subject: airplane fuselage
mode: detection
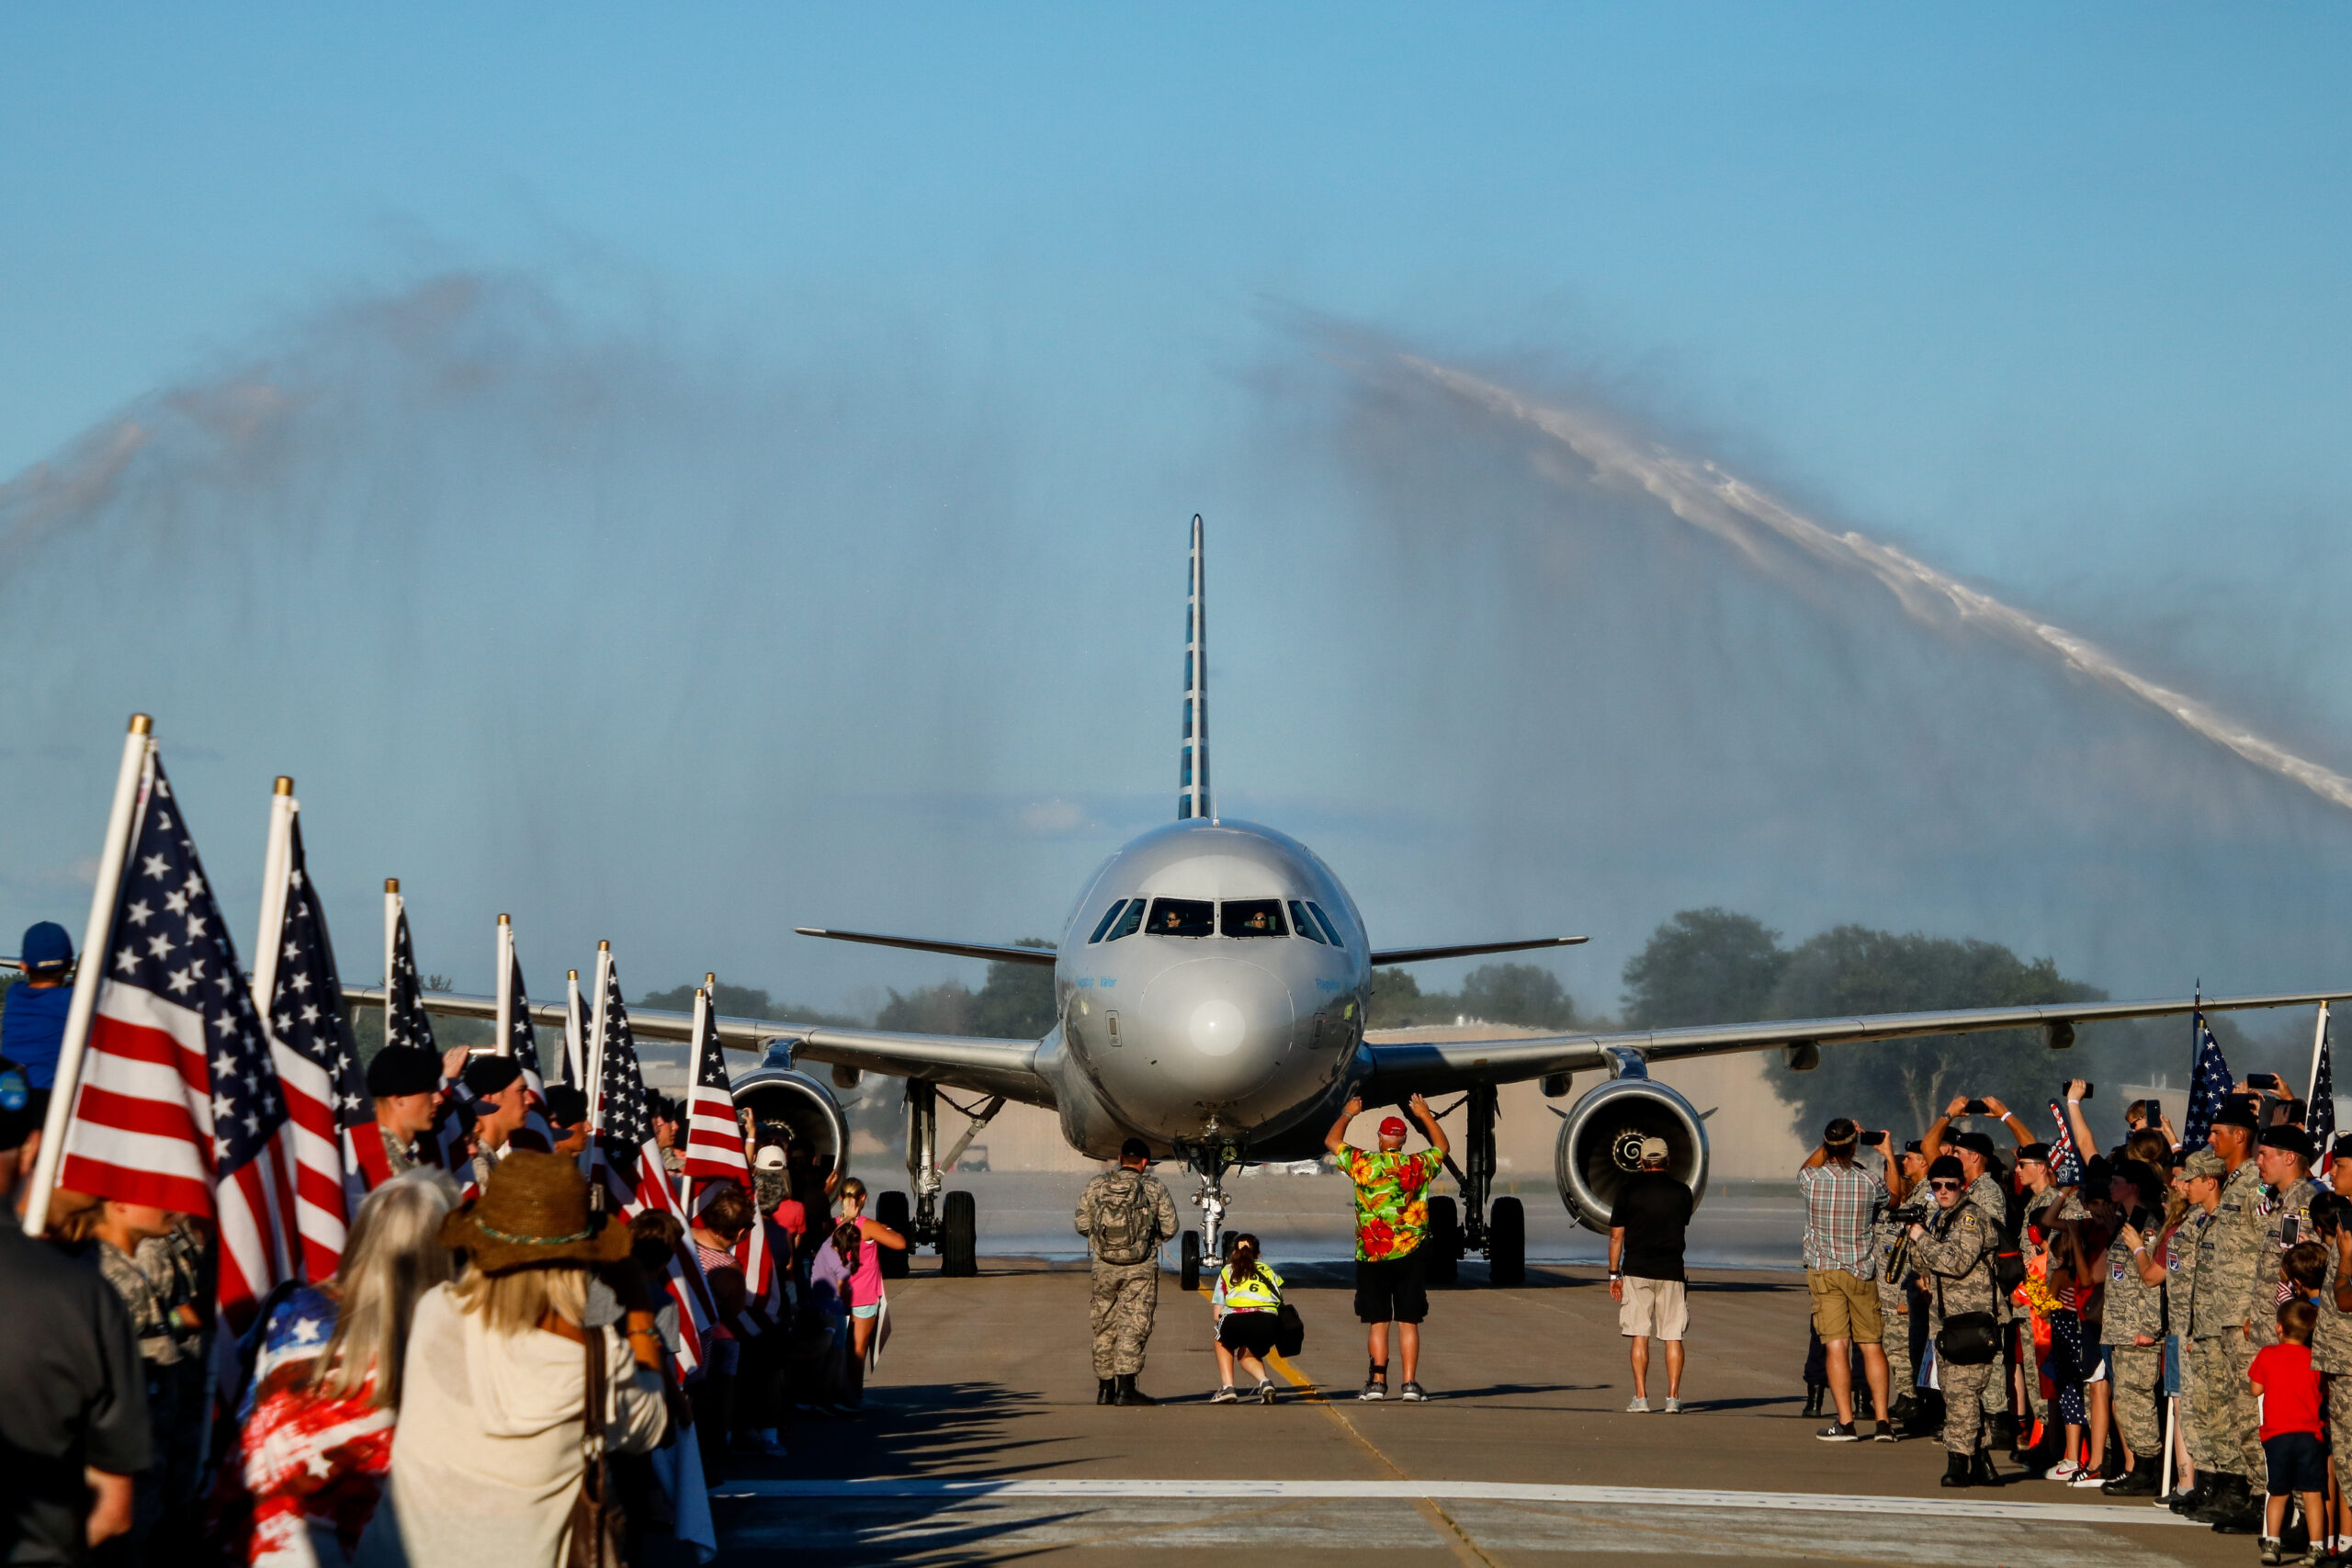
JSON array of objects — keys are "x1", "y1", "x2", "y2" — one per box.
[{"x1": 1035, "y1": 818, "x2": 1372, "y2": 1161}]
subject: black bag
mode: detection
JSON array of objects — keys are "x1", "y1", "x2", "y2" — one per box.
[
  {"x1": 1274, "y1": 1303, "x2": 1306, "y2": 1359},
  {"x1": 1936, "y1": 1311, "x2": 2000, "y2": 1367},
  {"x1": 567, "y1": 1325, "x2": 628, "y2": 1568},
  {"x1": 1992, "y1": 1244, "x2": 2027, "y2": 1295}
]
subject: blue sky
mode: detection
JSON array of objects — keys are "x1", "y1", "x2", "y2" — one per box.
[{"x1": 3, "y1": 7, "x2": 2348, "y2": 1018}]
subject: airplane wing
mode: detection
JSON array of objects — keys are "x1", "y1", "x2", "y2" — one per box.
[
  {"x1": 341, "y1": 985, "x2": 1057, "y2": 1108},
  {"x1": 1369, "y1": 935, "x2": 1588, "y2": 965},
  {"x1": 793, "y1": 928, "x2": 1058, "y2": 966},
  {"x1": 1353, "y1": 987, "x2": 2352, "y2": 1099}
]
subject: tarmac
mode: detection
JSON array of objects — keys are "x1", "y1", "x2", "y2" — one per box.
[{"x1": 707, "y1": 1250, "x2": 2252, "y2": 1568}]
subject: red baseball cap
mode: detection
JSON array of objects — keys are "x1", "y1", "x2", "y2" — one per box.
[{"x1": 1378, "y1": 1115, "x2": 1408, "y2": 1138}]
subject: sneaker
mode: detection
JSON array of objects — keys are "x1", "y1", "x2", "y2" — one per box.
[
  {"x1": 1625, "y1": 1396, "x2": 1651, "y2": 1414},
  {"x1": 1359, "y1": 1379, "x2": 1387, "y2": 1402},
  {"x1": 2102, "y1": 1469, "x2": 2158, "y2": 1497},
  {"x1": 1662, "y1": 1398, "x2": 1684, "y2": 1414},
  {"x1": 2049, "y1": 1460, "x2": 2083, "y2": 1483},
  {"x1": 2069, "y1": 1470, "x2": 2107, "y2": 1489},
  {"x1": 1257, "y1": 1382, "x2": 1278, "y2": 1404},
  {"x1": 1211, "y1": 1385, "x2": 1238, "y2": 1404},
  {"x1": 1399, "y1": 1382, "x2": 1428, "y2": 1403},
  {"x1": 1872, "y1": 1421, "x2": 1894, "y2": 1442},
  {"x1": 1815, "y1": 1421, "x2": 1860, "y2": 1442},
  {"x1": 2260, "y1": 1538, "x2": 2284, "y2": 1566}
]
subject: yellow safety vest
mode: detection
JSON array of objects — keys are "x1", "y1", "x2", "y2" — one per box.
[{"x1": 1219, "y1": 1262, "x2": 1283, "y2": 1313}]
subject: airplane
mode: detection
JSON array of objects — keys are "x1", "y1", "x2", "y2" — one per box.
[{"x1": 357, "y1": 515, "x2": 2352, "y2": 1289}]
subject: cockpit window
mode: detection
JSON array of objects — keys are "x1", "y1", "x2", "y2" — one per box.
[
  {"x1": 1305, "y1": 901, "x2": 1345, "y2": 947},
  {"x1": 1288, "y1": 900, "x2": 1325, "y2": 943},
  {"x1": 1108, "y1": 899, "x2": 1147, "y2": 941},
  {"x1": 1146, "y1": 897, "x2": 1216, "y2": 938},
  {"x1": 1087, "y1": 900, "x2": 1129, "y2": 944},
  {"x1": 1221, "y1": 899, "x2": 1287, "y2": 938}
]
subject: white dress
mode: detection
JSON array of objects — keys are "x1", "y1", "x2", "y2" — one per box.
[{"x1": 353, "y1": 1283, "x2": 667, "y2": 1568}]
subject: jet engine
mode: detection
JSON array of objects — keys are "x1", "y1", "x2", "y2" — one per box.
[
  {"x1": 729, "y1": 1061, "x2": 852, "y2": 1176},
  {"x1": 1554, "y1": 1077, "x2": 1710, "y2": 1234}
]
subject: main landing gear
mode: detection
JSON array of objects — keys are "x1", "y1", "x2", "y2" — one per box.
[
  {"x1": 1419, "y1": 1084, "x2": 1525, "y2": 1288},
  {"x1": 877, "y1": 1078, "x2": 1003, "y2": 1279},
  {"x1": 1176, "y1": 1137, "x2": 1237, "y2": 1292}
]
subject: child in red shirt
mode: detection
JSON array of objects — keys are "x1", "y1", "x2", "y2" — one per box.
[{"x1": 2250, "y1": 1298, "x2": 2326, "y2": 1562}]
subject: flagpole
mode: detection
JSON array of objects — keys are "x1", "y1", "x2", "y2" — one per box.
[
  {"x1": 683, "y1": 984, "x2": 710, "y2": 1213},
  {"x1": 251, "y1": 779, "x2": 296, "y2": 1020},
  {"x1": 586, "y1": 942, "x2": 612, "y2": 1136},
  {"x1": 383, "y1": 879, "x2": 401, "y2": 1050},
  {"x1": 23, "y1": 715, "x2": 153, "y2": 1238},
  {"x1": 564, "y1": 968, "x2": 585, "y2": 1087},
  {"x1": 494, "y1": 915, "x2": 514, "y2": 1059}
]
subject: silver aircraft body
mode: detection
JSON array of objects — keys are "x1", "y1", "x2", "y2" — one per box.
[{"x1": 368, "y1": 514, "x2": 2352, "y2": 1276}]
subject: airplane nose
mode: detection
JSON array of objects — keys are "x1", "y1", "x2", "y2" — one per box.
[{"x1": 1137, "y1": 957, "x2": 1295, "y2": 1103}]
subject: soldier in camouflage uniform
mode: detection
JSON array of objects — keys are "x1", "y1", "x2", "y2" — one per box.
[
  {"x1": 2099, "y1": 1158, "x2": 2174, "y2": 1495},
  {"x1": 90, "y1": 1198, "x2": 186, "y2": 1553},
  {"x1": 1908, "y1": 1154, "x2": 2001, "y2": 1486},
  {"x1": 2167, "y1": 1152, "x2": 2223, "y2": 1510},
  {"x1": 366, "y1": 1044, "x2": 443, "y2": 1179},
  {"x1": 2187, "y1": 1103, "x2": 2268, "y2": 1529},
  {"x1": 1075, "y1": 1137, "x2": 1179, "y2": 1406},
  {"x1": 2249, "y1": 1126, "x2": 2320, "y2": 1349},
  {"x1": 1944, "y1": 1131, "x2": 2018, "y2": 1438},
  {"x1": 1872, "y1": 1142, "x2": 1927, "y2": 1423}
]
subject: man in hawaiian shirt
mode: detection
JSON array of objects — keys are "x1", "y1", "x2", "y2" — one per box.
[{"x1": 1326, "y1": 1091, "x2": 1451, "y2": 1402}]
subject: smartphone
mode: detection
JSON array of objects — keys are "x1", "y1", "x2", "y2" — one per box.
[
  {"x1": 2283, "y1": 1216, "x2": 2301, "y2": 1247},
  {"x1": 1962, "y1": 1099, "x2": 1991, "y2": 1115},
  {"x1": 2074, "y1": 1082, "x2": 2094, "y2": 1101},
  {"x1": 1860, "y1": 1130, "x2": 1886, "y2": 1145},
  {"x1": 2130, "y1": 1099, "x2": 2163, "y2": 1127},
  {"x1": 2247, "y1": 1073, "x2": 2284, "y2": 1092}
]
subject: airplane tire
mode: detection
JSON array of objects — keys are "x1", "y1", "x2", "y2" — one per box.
[
  {"x1": 1426, "y1": 1196, "x2": 1461, "y2": 1287},
  {"x1": 876, "y1": 1190, "x2": 912, "y2": 1279},
  {"x1": 1181, "y1": 1230, "x2": 1202, "y2": 1292},
  {"x1": 940, "y1": 1190, "x2": 978, "y2": 1278},
  {"x1": 1487, "y1": 1196, "x2": 1525, "y2": 1287}
]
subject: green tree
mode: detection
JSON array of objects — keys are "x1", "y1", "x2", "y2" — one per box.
[
  {"x1": 1457, "y1": 964, "x2": 1577, "y2": 1029},
  {"x1": 1368, "y1": 967, "x2": 1426, "y2": 1028},
  {"x1": 972, "y1": 939, "x2": 1057, "y2": 1039},
  {"x1": 638, "y1": 981, "x2": 862, "y2": 1027},
  {"x1": 876, "y1": 979, "x2": 976, "y2": 1035},
  {"x1": 1622, "y1": 908, "x2": 1788, "y2": 1027}
]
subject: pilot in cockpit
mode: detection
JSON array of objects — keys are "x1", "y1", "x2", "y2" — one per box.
[
  {"x1": 1159, "y1": 906, "x2": 1187, "y2": 932},
  {"x1": 1238, "y1": 907, "x2": 1274, "y2": 934}
]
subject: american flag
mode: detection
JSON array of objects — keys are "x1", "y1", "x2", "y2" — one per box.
[
  {"x1": 384, "y1": 903, "x2": 435, "y2": 1053},
  {"x1": 2312, "y1": 1010, "x2": 2337, "y2": 1155},
  {"x1": 261, "y1": 812, "x2": 372, "y2": 1275},
  {"x1": 58, "y1": 756, "x2": 300, "y2": 1332},
  {"x1": 2046, "y1": 1099, "x2": 2083, "y2": 1189},
  {"x1": 503, "y1": 945, "x2": 554, "y2": 1156},
  {"x1": 589, "y1": 958, "x2": 715, "y2": 1376},
  {"x1": 682, "y1": 992, "x2": 749, "y2": 1187},
  {"x1": 2181, "y1": 1008, "x2": 2234, "y2": 1153}
]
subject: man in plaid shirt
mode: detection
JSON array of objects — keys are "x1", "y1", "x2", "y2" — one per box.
[{"x1": 1800, "y1": 1117, "x2": 1896, "y2": 1441}]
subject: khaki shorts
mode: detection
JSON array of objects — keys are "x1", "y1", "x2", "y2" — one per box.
[
  {"x1": 1618, "y1": 1276, "x2": 1689, "y2": 1341},
  {"x1": 1807, "y1": 1268, "x2": 1883, "y2": 1345}
]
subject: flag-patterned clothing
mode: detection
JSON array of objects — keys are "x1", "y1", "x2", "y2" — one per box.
[
  {"x1": 265, "y1": 817, "x2": 368, "y2": 1278},
  {"x1": 2047, "y1": 1099, "x2": 2084, "y2": 1189},
  {"x1": 60, "y1": 757, "x2": 300, "y2": 1333},
  {"x1": 2181, "y1": 1009, "x2": 2233, "y2": 1154},
  {"x1": 229, "y1": 1284, "x2": 393, "y2": 1568}
]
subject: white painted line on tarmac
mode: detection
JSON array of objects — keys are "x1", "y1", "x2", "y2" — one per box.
[{"x1": 709, "y1": 1476, "x2": 2194, "y2": 1527}]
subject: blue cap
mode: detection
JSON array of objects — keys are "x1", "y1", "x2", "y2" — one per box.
[{"x1": 19, "y1": 921, "x2": 72, "y2": 976}]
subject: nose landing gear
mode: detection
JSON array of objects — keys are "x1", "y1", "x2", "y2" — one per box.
[
  {"x1": 1176, "y1": 1137, "x2": 1238, "y2": 1292},
  {"x1": 879, "y1": 1079, "x2": 1002, "y2": 1279}
]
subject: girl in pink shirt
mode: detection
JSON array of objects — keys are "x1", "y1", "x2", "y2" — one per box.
[{"x1": 834, "y1": 1179, "x2": 908, "y2": 1409}]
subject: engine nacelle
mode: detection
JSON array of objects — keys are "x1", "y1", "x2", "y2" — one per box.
[
  {"x1": 1554, "y1": 1077, "x2": 1711, "y2": 1234},
  {"x1": 730, "y1": 1060, "x2": 853, "y2": 1178}
]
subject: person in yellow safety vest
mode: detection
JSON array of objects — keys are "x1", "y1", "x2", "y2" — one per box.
[{"x1": 1211, "y1": 1235, "x2": 1285, "y2": 1404}]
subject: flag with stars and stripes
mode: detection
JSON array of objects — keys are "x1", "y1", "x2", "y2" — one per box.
[
  {"x1": 590, "y1": 958, "x2": 715, "y2": 1376},
  {"x1": 261, "y1": 812, "x2": 371, "y2": 1275},
  {"x1": 58, "y1": 755, "x2": 301, "y2": 1332},
  {"x1": 683, "y1": 995, "x2": 749, "y2": 1188},
  {"x1": 2181, "y1": 1009, "x2": 2234, "y2": 1154},
  {"x1": 2311, "y1": 1011, "x2": 2337, "y2": 1156},
  {"x1": 2046, "y1": 1099, "x2": 2084, "y2": 1189},
  {"x1": 503, "y1": 947, "x2": 554, "y2": 1156},
  {"x1": 385, "y1": 906, "x2": 435, "y2": 1055}
]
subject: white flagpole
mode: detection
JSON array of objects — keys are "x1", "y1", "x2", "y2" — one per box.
[
  {"x1": 563, "y1": 968, "x2": 585, "y2": 1088},
  {"x1": 683, "y1": 985, "x2": 710, "y2": 1213},
  {"x1": 24, "y1": 716, "x2": 153, "y2": 1238},
  {"x1": 585, "y1": 942, "x2": 612, "y2": 1136},
  {"x1": 383, "y1": 879, "x2": 401, "y2": 1050},
  {"x1": 494, "y1": 915, "x2": 514, "y2": 1058},
  {"x1": 2309, "y1": 1000, "x2": 2332, "y2": 1115},
  {"x1": 250, "y1": 778, "x2": 296, "y2": 1021}
]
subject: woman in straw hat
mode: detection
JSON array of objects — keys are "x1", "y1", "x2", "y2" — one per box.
[{"x1": 353, "y1": 1152, "x2": 668, "y2": 1568}]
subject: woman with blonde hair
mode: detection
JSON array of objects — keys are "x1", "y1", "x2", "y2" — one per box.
[
  {"x1": 355, "y1": 1152, "x2": 667, "y2": 1568},
  {"x1": 227, "y1": 1170, "x2": 458, "y2": 1566},
  {"x1": 834, "y1": 1177, "x2": 907, "y2": 1409}
]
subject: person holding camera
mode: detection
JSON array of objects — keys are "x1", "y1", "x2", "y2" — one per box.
[
  {"x1": 1908, "y1": 1154, "x2": 2002, "y2": 1485},
  {"x1": 1798, "y1": 1118, "x2": 1894, "y2": 1441},
  {"x1": 1871, "y1": 1139, "x2": 1928, "y2": 1429}
]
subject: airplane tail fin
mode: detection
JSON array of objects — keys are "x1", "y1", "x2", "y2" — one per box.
[{"x1": 1180, "y1": 513, "x2": 1212, "y2": 822}]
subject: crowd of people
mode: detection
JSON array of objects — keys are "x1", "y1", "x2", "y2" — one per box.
[
  {"x1": 0, "y1": 1021, "x2": 897, "y2": 1568},
  {"x1": 1793, "y1": 1077, "x2": 2352, "y2": 1564}
]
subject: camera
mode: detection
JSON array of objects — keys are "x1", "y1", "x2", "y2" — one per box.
[
  {"x1": 1860, "y1": 1130, "x2": 1886, "y2": 1146},
  {"x1": 1888, "y1": 1201, "x2": 1929, "y2": 1226}
]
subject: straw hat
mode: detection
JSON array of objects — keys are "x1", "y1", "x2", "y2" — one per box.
[{"x1": 438, "y1": 1150, "x2": 632, "y2": 1274}]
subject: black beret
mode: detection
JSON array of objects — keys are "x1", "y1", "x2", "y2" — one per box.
[
  {"x1": 2016, "y1": 1143, "x2": 2052, "y2": 1164},
  {"x1": 1927, "y1": 1155, "x2": 1965, "y2": 1182},
  {"x1": 543, "y1": 1084, "x2": 588, "y2": 1126},
  {"x1": 366, "y1": 1047, "x2": 442, "y2": 1098},
  {"x1": 2260, "y1": 1124, "x2": 2316, "y2": 1162},
  {"x1": 2212, "y1": 1100, "x2": 2261, "y2": 1132},
  {"x1": 2331, "y1": 1134, "x2": 2352, "y2": 1163},
  {"x1": 461, "y1": 1055, "x2": 524, "y2": 1097},
  {"x1": 1955, "y1": 1131, "x2": 1999, "y2": 1160}
]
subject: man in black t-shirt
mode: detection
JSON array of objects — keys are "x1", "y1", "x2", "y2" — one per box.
[
  {"x1": 0, "y1": 1055, "x2": 151, "y2": 1564},
  {"x1": 1609, "y1": 1136, "x2": 1695, "y2": 1413}
]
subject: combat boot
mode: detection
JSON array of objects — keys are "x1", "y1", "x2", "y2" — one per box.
[
  {"x1": 1114, "y1": 1374, "x2": 1158, "y2": 1406},
  {"x1": 2189, "y1": 1473, "x2": 2250, "y2": 1525},
  {"x1": 1939, "y1": 1452, "x2": 1973, "y2": 1489},
  {"x1": 1889, "y1": 1393, "x2": 1919, "y2": 1432},
  {"x1": 1972, "y1": 1451, "x2": 1999, "y2": 1488},
  {"x1": 1096, "y1": 1378, "x2": 1115, "y2": 1405},
  {"x1": 1803, "y1": 1383, "x2": 1825, "y2": 1417},
  {"x1": 1989, "y1": 1412, "x2": 2018, "y2": 1453}
]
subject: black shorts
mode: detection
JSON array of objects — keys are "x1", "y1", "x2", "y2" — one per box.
[
  {"x1": 1219, "y1": 1312, "x2": 1281, "y2": 1356},
  {"x1": 2265, "y1": 1431, "x2": 2329, "y2": 1495},
  {"x1": 1355, "y1": 1247, "x2": 1429, "y2": 1325}
]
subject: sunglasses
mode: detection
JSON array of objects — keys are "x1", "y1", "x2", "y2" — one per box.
[{"x1": 1929, "y1": 1179, "x2": 1963, "y2": 1191}]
